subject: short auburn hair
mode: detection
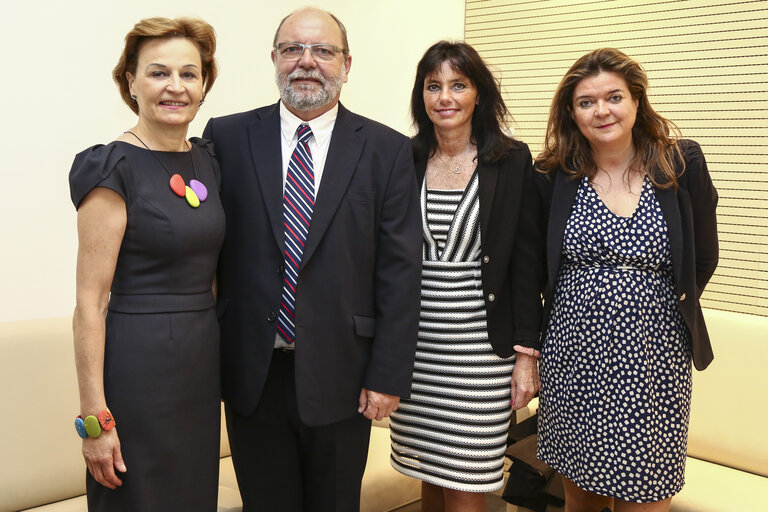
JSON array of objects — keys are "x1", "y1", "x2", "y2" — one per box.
[{"x1": 113, "y1": 17, "x2": 217, "y2": 114}]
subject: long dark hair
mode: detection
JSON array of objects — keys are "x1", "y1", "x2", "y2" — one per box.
[
  {"x1": 535, "y1": 48, "x2": 682, "y2": 188},
  {"x1": 411, "y1": 41, "x2": 520, "y2": 164}
]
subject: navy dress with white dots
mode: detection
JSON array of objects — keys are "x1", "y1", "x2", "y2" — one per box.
[{"x1": 537, "y1": 175, "x2": 692, "y2": 503}]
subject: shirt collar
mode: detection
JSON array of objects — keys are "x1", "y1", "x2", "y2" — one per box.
[{"x1": 279, "y1": 101, "x2": 339, "y2": 146}]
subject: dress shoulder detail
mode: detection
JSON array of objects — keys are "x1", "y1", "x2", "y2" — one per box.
[
  {"x1": 189, "y1": 137, "x2": 221, "y2": 189},
  {"x1": 190, "y1": 137, "x2": 216, "y2": 159},
  {"x1": 69, "y1": 143, "x2": 129, "y2": 209}
]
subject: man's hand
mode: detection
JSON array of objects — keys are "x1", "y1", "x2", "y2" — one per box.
[
  {"x1": 358, "y1": 388, "x2": 400, "y2": 421},
  {"x1": 510, "y1": 353, "x2": 540, "y2": 411}
]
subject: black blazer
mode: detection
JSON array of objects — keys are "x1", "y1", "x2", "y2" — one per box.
[
  {"x1": 536, "y1": 139, "x2": 719, "y2": 370},
  {"x1": 204, "y1": 103, "x2": 422, "y2": 426},
  {"x1": 416, "y1": 142, "x2": 545, "y2": 357}
]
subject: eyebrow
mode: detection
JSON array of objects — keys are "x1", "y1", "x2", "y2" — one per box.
[
  {"x1": 145, "y1": 63, "x2": 201, "y2": 69},
  {"x1": 425, "y1": 77, "x2": 468, "y2": 84},
  {"x1": 575, "y1": 88, "x2": 623, "y2": 100}
]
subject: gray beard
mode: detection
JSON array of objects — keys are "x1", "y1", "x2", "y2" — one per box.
[{"x1": 277, "y1": 67, "x2": 345, "y2": 112}]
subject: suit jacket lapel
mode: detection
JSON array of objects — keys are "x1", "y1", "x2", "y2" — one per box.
[
  {"x1": 654, "y1": 185, "x2": 682, "y2": 286},
  {"x1": 247, "y1": 103, "x2": 285, "y2": 250},
  {"x1": 548, "y1": 171, "x2": 580, "y2": 285},
  {"x1": 301, "y1": 104, "x2": 364, "y2": 267},
  {"x1": 477, "y1": 161, "x2": 499, "y2": 245}
]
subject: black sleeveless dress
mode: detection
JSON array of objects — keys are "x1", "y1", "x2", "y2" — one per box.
[{"x1": 69, "y1": 139, "x2": 225, "y2": 511}]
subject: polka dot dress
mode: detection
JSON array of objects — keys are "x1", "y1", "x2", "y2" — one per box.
[{"x1": 537, "y1": 175, "x2": 692, "y2": 503}]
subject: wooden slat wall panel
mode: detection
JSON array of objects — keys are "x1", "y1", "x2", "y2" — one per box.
[{"x1": 466, "y1": 0, "x2": 768, "y2": 316}]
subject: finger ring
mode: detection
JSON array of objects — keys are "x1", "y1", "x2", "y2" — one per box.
[{"x1": 530, "y1": 347, "x2": 535, "y2": 357}]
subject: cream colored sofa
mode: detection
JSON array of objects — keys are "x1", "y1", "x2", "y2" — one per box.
[
  {"x1": 506, "y1": 309, "x2": 768, "y2": 511},
  {"x1": 672, "y1": 309, "x2": 768, "y2": 511},
  {"x1": 0, "y1": 317, "x2": 419, "y2": 512}
]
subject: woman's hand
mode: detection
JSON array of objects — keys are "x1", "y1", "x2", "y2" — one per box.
[
  {"x1": 510, "y1": 353, "x2": 540, "y2": 411},
  {"x1": 82, "y1": 428, "x2": 126, "y2": 489}
]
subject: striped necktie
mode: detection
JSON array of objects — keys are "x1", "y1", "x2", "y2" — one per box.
[{"x1": 277, "y1": 124, "x2": 314, "y2": 344}]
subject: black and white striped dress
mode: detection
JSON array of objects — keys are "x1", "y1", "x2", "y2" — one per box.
[{"x1": 389, "y1": 172, "x2": 516, "y2": 492}]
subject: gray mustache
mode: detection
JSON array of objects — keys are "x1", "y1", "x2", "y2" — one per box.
[{"x1": 288, "y1": 70, "x2": 326, "y2": 85}]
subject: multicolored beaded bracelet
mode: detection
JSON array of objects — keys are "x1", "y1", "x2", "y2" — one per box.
[{"x1": 74, "y1": 409, "x2": 116, "y2": 439}]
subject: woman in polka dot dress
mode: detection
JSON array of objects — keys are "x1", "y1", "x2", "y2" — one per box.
[{"x1": 534, "y1": 48, "x2": 719, "y2": 511}]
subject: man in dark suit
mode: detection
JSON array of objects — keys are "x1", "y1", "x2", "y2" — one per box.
[{"x1": 203, "y1": 6, "x2": 421, "y2": 511}]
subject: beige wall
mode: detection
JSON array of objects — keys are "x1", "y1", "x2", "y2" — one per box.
[{"x1": 0, "y1": 0, "x2": 465, "y2": 321}]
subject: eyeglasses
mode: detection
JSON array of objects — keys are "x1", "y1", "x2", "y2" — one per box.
[{"x1": 274, "y1": 42, "x2": 348, "y2": 62}]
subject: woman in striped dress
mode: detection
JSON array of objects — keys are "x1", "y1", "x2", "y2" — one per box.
[{"x1": 389, "y1": 41, "x2": 545, "y2": 511}]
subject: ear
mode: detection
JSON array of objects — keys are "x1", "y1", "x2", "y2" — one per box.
[
  {"x1": 126, "y1": 72, "x2": 135, "y2": 97},
  {"x1": 342, "y1": 54, "x2": 352, "y2": 83},
  {"x1": 271, "y1": 50, "x2": 277, "y2": 66}
]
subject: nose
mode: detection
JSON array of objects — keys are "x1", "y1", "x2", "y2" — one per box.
[
  {"x1": 167, "y1": 73, "x2": 183, "y2": 92},
  {"x1": 297, "y1": 47, "x2": 317, "y2": 68},
  {"x1": 595, "y1": 100, "x2": 609, "y2": 117},
  {"x1": 438, "y1": 87, "x2": 451, "y2": 103}
]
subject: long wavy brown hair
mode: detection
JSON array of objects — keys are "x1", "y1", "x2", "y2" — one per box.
[{"x1": 535, "y1": 48, "x2": 682, "y2": 188}]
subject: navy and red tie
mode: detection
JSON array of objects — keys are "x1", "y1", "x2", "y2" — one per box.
[{"x1": 277, "y1": 124, "x2": 314, "y2": 344}]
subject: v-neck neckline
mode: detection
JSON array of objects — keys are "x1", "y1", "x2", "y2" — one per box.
[
  {"x1": 584, "y1": 174, "x2": 648, "y2": 220},
  {"x1": 422, "y1": 170, "x2": 480, "y2": 261}
]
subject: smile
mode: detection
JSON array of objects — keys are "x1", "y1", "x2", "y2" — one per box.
[
  {"x1": 160, "y1": 101, "x2": 187, "y2": 107},
  {"x1": 435, "y1": 109, "x2": 459, "y2": 115},
  {"x1": 292, "y1": 78, "x2": 322, "y2": 85},
  {"x1": 596, "y1": 122, "x2": 616, "y2": 129}
]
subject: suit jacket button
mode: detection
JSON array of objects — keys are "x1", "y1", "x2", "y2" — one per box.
[
  {"x1": 679, "y1": 293, "x2": 686, "y2": 301},
  {"x1": 277, "y1": 264, "x2": 284, "y2": 276},
  {"x1": 483, "y1": 255, "x2": 490, "y2": 264},
  {"x1": 267, "y1": 311, "x2": 277, "y2": 322},
  {"x1": 488, "y1": 293, "x2": 495, "y2": 302}
]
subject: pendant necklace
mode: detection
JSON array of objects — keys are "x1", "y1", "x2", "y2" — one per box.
[
  {"x1": 436, "y1": 153, "x2": 462, "y2": 174},
  {"x1": 124, "y1": 131, "x2": 208, "y2": 208}
]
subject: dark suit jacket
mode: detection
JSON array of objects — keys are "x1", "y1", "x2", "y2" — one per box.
[
  {"x1": 415, "y1": 142, "x2": 545, "y2": 356},
  {"x1": 204, "y1": 102, "x2": 422, "y2": 426},
  {"x1": 535, "y1": 139, "x2": 719, "y2": 370}
]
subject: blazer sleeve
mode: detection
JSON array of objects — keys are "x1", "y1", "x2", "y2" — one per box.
[
  {"x1": 363, "y1": 137, "x2": 423, "y2": 396},
  {"x1": 510, "y1": 155, "x2": 546, "y2": 349},
  {"x1": 682, "y1": 140, "x2": 719, "y2": 295}
]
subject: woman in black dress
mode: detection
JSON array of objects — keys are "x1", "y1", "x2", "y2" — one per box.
[
  {"x1": 534, "y1": 48, "x2": 718, "y2": 512},
  {"x1": 69, "y1": 17, "x2": 224, "y2": 511}
]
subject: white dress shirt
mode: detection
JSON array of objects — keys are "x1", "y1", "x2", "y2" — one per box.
[{"x1": 279, "y1": 101, "x2": 338, "y2": 194}]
